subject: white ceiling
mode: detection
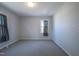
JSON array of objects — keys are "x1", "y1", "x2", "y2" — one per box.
[{"x1": 1, "y1": 2, "x2": 64, "y2": 16}]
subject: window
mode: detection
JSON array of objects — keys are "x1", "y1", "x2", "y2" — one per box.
[
  {"x1": 40, "y1": 19, "x2": 48, "y2": 36},
  {"x1": 0, "y1": 14, "x2": 9, "y2": 42}
]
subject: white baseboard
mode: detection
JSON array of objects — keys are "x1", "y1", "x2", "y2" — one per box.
[
  {"x1": 19, "y1": 38, "x2": 52, "y2": 41},
  {"x1": 0, "y1": 39, "x2": 19, "y2": 49},
  {"x1": 19, "y1": 36, "x2": 52, "y2": 40},
  {"x1": 52, "y1": 40, "x2": 71, "y2": 56}
]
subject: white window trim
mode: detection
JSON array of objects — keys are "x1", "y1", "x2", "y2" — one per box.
[{"x1": 40, "y1": 19, "x2": 49, "y2": 34}]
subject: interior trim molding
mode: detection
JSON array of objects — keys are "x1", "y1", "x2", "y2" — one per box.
[
  {"x1": 52, "y1": 40, "x2": 71, "y2": 56},
  {"x1": 19, "y1": 38, "x2": 52, "y2": 41},
  {"x1": 0, "y1": 39, "x2": 19, "y2": 49}
]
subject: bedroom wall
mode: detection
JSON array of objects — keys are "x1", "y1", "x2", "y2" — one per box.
[
  {"x1": 0, "y1": 4, "x2": 20, "y2": 49},
  {"x1": 20, "y1": 16, "x2": 53, "y2": 40},
  {"x1": 53, "y1": 2, "x2": 79, "y2": 55}
]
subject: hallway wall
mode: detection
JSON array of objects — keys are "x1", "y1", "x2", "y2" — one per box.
[{"x1": 53, "y1": 2, "x2": 79, "y2": 55}]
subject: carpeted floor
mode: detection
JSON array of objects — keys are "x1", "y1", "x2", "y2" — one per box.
[{"x1": 0, "y1": 40, "x2": 68, "y2": 56}]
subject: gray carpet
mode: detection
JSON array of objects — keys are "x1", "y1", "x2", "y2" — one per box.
[{"x1": 0, "y1": 40, "x2": 68, "y2": 56}]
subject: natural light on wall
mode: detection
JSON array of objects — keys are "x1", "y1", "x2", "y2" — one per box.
[{"x1": 40, "y1": 20, "x2": 44, "y2": 33}]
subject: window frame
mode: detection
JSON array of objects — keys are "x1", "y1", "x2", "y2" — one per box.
[
  {"x1": 40, "y1": 19, "x2": 49, "y2": 36},
  {"x1": 0, "y1": 14, "x2": 9, "y2": 42}
]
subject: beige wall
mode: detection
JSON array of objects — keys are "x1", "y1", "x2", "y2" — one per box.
[
  {"x1": 0, "y1": 5, "x2": 20, "y2": 48},
  {"x1": 20, "y1": 16, "x2": 53, "y2": 40},
  {"x1": 53, "y1": 2, "x2": 79, "y2": 56}
]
